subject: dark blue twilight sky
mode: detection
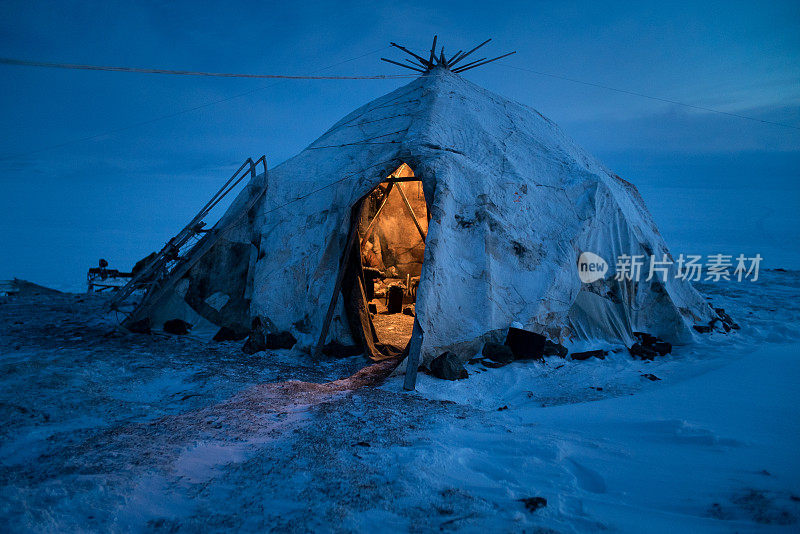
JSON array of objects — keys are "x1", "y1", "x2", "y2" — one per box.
[{"x1": 1, "y1": 1, "x2": 798, "y2": 290}]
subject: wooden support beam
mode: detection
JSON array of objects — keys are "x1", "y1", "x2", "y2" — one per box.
[
  {"x1": 404, "y1": 58, "x2": 427, "y2": 69},
  {"x1": 395, "y1": 183, "x2": 427, "y2": 242},
  {"x1": 403, "y1": 319, "x2": 424, "y2": 390},
  {"x1": 198, "y1": 158, "x2": 250, "y2": 216},
  {"x1": 428, "y1": 35, "x2": 438, "y2": 66},
  {"x1": 448, "y1": 38, "x2": 491, "y2": 68},
  {"x1": 382, "y1": 38, "x2": 511, "y2": 75},
  {"x1": 451, "y1": 56, "x2": 486, "y2": 72},
  {"x1": 384, "y1": 176, "x2": 420, "y2": 183},
  {"x1": 389, "y1": 42, "x2": 431, "y2": 68},
  {"x1": 453, "y1": 51, "x2": 516, "y2": 73},
  {"x1": 380, "y1": 58, "x2": 424, "y2": 73},
  {"x1": 359, "y1": 182, "x2": 394, "y2": 247}
]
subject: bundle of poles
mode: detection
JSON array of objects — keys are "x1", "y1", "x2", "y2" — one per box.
[{"x1": 381, "y1": 36, "x2": 515, "y2": 74}]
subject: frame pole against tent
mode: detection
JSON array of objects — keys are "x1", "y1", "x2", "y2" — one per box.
[
  {"x1": 403, "y1": 319, "x2": 423, "y2": 390},
  {"x1": 359, "y1": 182, "x2": 395, "y2": 247},
  {"x1": 394, "y1": 183, "x2": 427, "y2": 241}
]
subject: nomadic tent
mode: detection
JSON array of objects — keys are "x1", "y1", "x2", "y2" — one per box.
[{"x1": 124, "y1": 63, "x2": 715, "y2": 380}]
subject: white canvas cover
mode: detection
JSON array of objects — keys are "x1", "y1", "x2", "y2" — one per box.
[{"x1": 138, "y1": 68, "x2": 715, "y2": 363}]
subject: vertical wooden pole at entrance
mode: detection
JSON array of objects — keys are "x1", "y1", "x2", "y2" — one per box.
[{"x1": 403, "y1": 319, "x2": 423, "y2": 390}]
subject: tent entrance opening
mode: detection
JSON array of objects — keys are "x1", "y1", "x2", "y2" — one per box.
[{"x1": 357, "y1": 163, "x2": 428, "y2": 351}]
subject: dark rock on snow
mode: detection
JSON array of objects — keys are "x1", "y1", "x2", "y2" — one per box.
[
  {"x1": 266, "y1": 331, "x2": 297, "y2": 350},
  {"x1": 694, "y1": 307, "x2": 739, "y2": 334},
  {"x1": 322, "y1": 341, "x2": 363, "y2": 358},
  {"x1": 632, "y1": 331, "x2": 658, "y2": 346},
  {"x1": 630, "y1": 331, "x2": 672, "y2": 359},
  {"x1": 242, "y1": 325, "x2": 297, "y2": 354},
  {"x1": 519, "y1": 496, "x2": 547, "y2": 512},
  {"x1": 241, "y1": 335, "x2": 263, "y2": 354},
  {"x1": 213, "y1": 326, "x2": 248, "y2": 342},
  {"x1": 430, "y1": 352, "x2": 468, "y2": 380},
  {"x1": 629, "y1": 342, "x2": 658, "y2": 360},
  {"x1": 163, "y1": 319, "x2": 191, "y2": 335},
  {"x1": 571, "y1": 349, "x2": 606, "y2": 361},
  {"x1": 482, "y1": 342, "x2": 515, "y2": 364},
  {"x1": 652, "y1": 340, "x2": 672, "y2": 356},
  {"x1": 543, "y1": 340, "x2": 568, "y2": 358},
  {"x1": 505, "y1": 327, "x2": 546, "y2": 360},
  {"x1": 633, "y1": 331, "x2": 671, "y2": 352},
  {"x1": 714, "y1": 307, "x2": 740, "y2": 331},
  {"x1": 642, "y1": 373, "x2": 661, "y2": 381},
  {"x1": 709, "y1": 318, "x2": 730, "y2": 332},
  {"x1": 242, "y1": 321, "x2": 267, "y2": 354},
  {"x1": 125, "y1": 317, "x2": 151, "y2": 334}
]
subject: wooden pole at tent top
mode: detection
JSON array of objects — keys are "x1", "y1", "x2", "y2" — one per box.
[{"x1": 381, "y1": 37, "x2": 514, "y2": 74}]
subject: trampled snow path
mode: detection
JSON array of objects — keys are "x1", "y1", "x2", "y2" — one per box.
[{"x1": 0, "y1": 271, "x2": 799, "y2": 532}]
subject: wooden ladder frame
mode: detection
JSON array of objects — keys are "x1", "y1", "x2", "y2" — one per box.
[{"x1": 111, "y1": 156, "x2": 268, "y2": 320}]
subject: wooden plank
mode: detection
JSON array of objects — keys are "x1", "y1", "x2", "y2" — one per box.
[
  {"x1": 403, "y1": 319, "x2": 423, "y2": 390},
  {"x1": 395, "y1": 183, "x2": 427, "y2": 241},
  {"x1": 384, "y1": 176, "x2": 419, "y2": 183},
  {"x1": 313, "y1": 212, "x2": 362, "y2": 357}
]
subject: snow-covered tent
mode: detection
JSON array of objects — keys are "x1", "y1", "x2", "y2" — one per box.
[{"x1": 126, "y1": 66, "x2": 714, "y2": 372}]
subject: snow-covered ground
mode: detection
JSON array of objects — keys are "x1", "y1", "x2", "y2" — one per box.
[{"x1": 1, "y1": 271, "x2": 799, "y2": 532}]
